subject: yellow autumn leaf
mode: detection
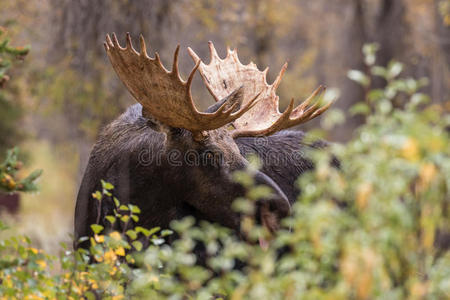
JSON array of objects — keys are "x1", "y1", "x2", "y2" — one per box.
[
  {"x1": 356, "y1": 182, "x2": 373, "y2": 210},
  {"x1": 401, "y1": 138, "x2": 420, "y2": 161},
  {"x1": 36, "y1": 260, "x2": 47, "y2": 269},
  {"x1": 104, "y1": 250, "x2": 117, "y2": 263},
  {"x1": 341, "y1": 246, "x2": 377, "y2": 299},
  {"x1": 420, "y1": 204, "x2": 436, "y2": 251},
  {"x1": 417, "y1": 163, "x2": 437, "y2": 192},
  {"x1": 409, "y1": 281, "x2": 429, "y2": 299},
  {"x1": 29, "y1": 247, "x2": 39, "y2": 254},
  {"x1": 109, "y1": 266, "x2": 118, "y2": 276},
  {"x1": 429, "y1": 137, "x2": 443, "y2": 152},
  {"x1": 94, "y1": 234, "x2": 105, "y2": 243},
  {"x1": 115, "y1": 246, "x2": 125, "y2": 256},
  {"x1": 109, "y1": 231, "x2": 122, "y2": 241}
]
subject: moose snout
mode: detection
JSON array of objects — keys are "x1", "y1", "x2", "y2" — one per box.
[{"x1": 253, "y1": 171, "x2": 291, "y2": 232}]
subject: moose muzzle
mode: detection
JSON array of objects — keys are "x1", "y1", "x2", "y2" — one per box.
[{"x1": 253, "y1": 171, "x2": 291, "y2": 249}]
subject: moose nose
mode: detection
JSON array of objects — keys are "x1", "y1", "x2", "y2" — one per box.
[{"x1": 253, "y1": 171, "x2": 291, "y2": 223}]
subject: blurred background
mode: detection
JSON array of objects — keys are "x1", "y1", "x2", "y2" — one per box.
[{"x1": 0, "y1": 0, "x2": 449, "y2": 251}]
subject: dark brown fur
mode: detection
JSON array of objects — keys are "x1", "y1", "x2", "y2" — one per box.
[{"x1": 74, "y1": 104, "x2": 324, "y2": 249}]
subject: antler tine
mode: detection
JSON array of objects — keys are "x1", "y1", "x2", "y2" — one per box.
[
  {"x1": 189, "y1": 43, "x2": 333, "y2": 138},
  {"x1": 171, "y1": 45, "x2": 180, "y2": 78},
  {"x1": 293, "y1": 85, "x2": 325, "y2": 115},
  {"x1": 231, "y1": 91, "x2": 263, "y2": 117},
  {"x1": 223, "y1": 101, "x2": 241, "y2": 117},
  {"x1": 208, "y1": 41, "x2": 221, "y2": 62},
  {"x1": 211, "y1": 87, "x2": 243, "y2": 116},
  {"x1": 273, "y1": 63, "x2": 288, "y2": 90},
  {"x1": 231, "y1": 97, "x2": 293, "y2": 138},
  {"x1": 125, "y1": 32, "x2": 132, "y2": 49},
  {"x1": 106, "y1": 34, "x2": 113, "y2": 48},
  {"x1": 111, "y1": 33, "x2": 122, "y2": 49},
  {"x1": 139, "y1": 34, "x2": 149, "y2": 57},
  {"x1": 308, "y1": 99, "x2": 334, "y2": 120},
  {"x1": 186, "y1": 59, "x2": 200, "y2": 88},
  {"x1": 154, "y1": 52, "x2": 164, "y2": 70},
  {"x1": 124, "y1": 32, "x2": 139, "y2": 56},
  {"x1": 105, "y1": 33, "x2": 260, "y2": 138},
  {"x1": 187, "y1": 47, "x2": 201, "y2": 63},
  {"x1": 210, "y1": 88, "x2": 263, "y2": 122}
]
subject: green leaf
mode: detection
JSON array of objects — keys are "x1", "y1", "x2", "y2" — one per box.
[
  {"x1": 135, "y1": 226, "x2": 150, "y2": 237},
  {"x1": 22, "y1": 169, "x2": 43, "y2": 182},
  {"x1": 409, "y1": 93, "x2": 430, "y2": 108},
  {"x1": 350, "y1": 103, "x2": 370, "y2": 116},
  {"x1": 232, "y1": 198, "x2": 254, "y2": 214},
  {"x1": 113, "y1": 197, "x2": 120, "y2": 208},
  {"x1": 387, "y1": 61, "x2": 403, "y2": 79},
  {"x1": 105, "y1": 215, "x2": 116, "y2": 225},
  {"x1": 367, "y1": 89, "x2": 385, "y2": 102},
  {"x1": 161, "y1": 229, "x2": 173, "y2": 237},
  {"x1": 84, "y1": 291, "x2": 96, "y2": 300},
  {"x1": 101, "y1": 180, "x2": 114, "y2": 190},
  {"x1": 119, "y1": 205, "x2": 129, "y2": 211},
  {"x1": 248, "y1": 185, "x2": 273, "y2": 200},
  {"x1": 347, "y1": 70, "x2": 370, "y2": 87},
  {"x1": 132, "y1": 241, "x2": 143, "y2": 251},
  {"x1": 371, "y1": 66, "x2": 388, "y2": 78},
  {"x1": 92, "y1": 191, "x2": 102, "y2": 201},
  {"x1": 126, "y1": 254, "x2": 134, "y2": 263},
  {"x1": 362, "y1": 43, "x2": 379, "y2": 66},
  {"x1": 129, "y1": 205, "x2": 141, "y2": 214},
  {"x1": 321, "y1": 108, "x2": 345, "y2": 130},
  {"x1": 90, "y1": 224, "x2": 104, "y2": 234},
  {"x1": 136, "y1": 226, "x2": 160, "y2": 237},
  {"x1": 126, "y1": 230, "x2": 137, "y2": 240}
]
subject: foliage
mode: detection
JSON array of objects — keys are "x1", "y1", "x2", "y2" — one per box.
[
  {"x1": 0, "y1": 26, "x2": 38, "y2": 192},
  {"x1": 0, "y1": 147, "x2": 42, "y2": 193},
  {"x1": 0, "y1": 46, "x2": 449, "y2": 299},
  {"x1": 0, "y1": 26, "x2": 29, "y2": 154},
  {"x1": 438, "y1": 0, "x2": 450, "y2": 25},
  {"x1": 0, "y1": 27, "x2": 29, "y2": 84},
  {"x1": 0, "y1": 26, "x2": 41, "y2": 194}
]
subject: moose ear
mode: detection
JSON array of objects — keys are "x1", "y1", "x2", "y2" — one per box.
[{"x1": 205, "y1": 86, "x2": 244, "y2": 113}]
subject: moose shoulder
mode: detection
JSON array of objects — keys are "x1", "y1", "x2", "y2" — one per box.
[{"x1": 74, "y1": 33, "x2": 333, "y2": 249}]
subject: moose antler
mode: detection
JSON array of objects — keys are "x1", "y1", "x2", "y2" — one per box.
[
  {"x1": 104, "y1": 33, "x2": 260, "y2": 140},
  {"x1": 188, "y1": 42, "x2": 333, "y2": 138}
]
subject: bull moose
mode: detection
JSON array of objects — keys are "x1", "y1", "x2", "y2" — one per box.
[{"x1": 74, "y1": 33, "x2": 332, "y2": 250}]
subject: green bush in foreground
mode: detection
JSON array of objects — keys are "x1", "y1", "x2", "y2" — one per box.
[{"x1": 0, "y1": 46, "x2": 449, "y2": 299}]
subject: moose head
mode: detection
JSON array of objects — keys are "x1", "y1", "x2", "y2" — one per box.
[{"x1": 101, "y1": 33, "x2": 331, "y2": 240}]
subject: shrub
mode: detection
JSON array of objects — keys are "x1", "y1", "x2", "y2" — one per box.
[
  {"x1": 0, "y1": 147, "x2": 42, "y2": 193},
  {"x1": 0, "y1": 26, "x2": 30, "y2": 154}
]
